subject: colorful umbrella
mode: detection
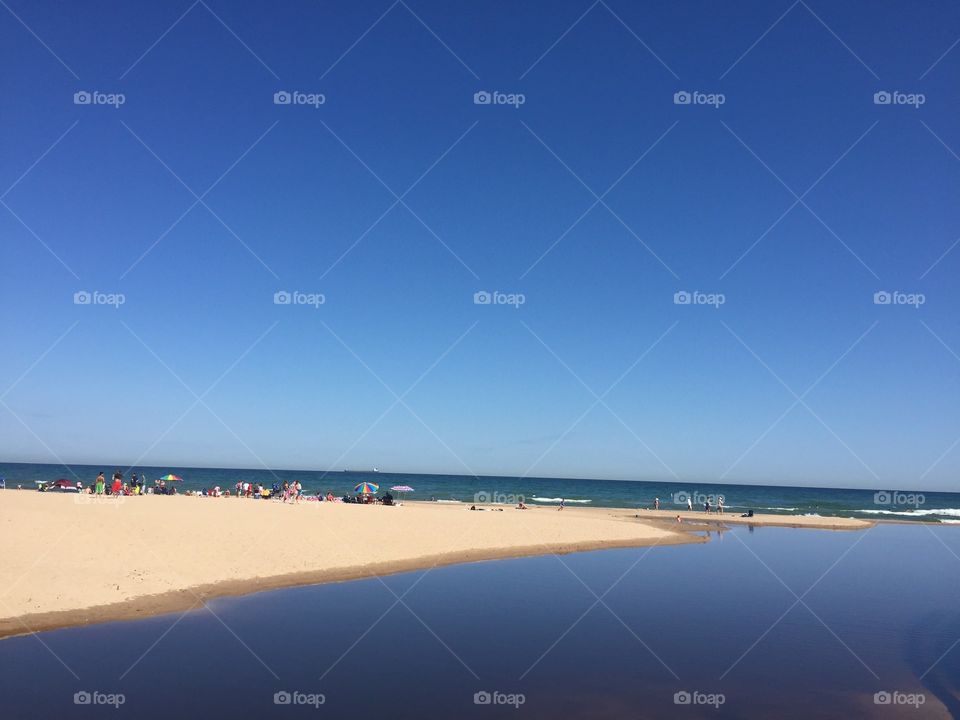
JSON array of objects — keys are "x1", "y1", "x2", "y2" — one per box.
[
  {"x1": 354, "y1": 481, "x2": 379, "y2": 494},
  {"x1": 159, "y1": 474, "x2": 183, "y2": 482}
]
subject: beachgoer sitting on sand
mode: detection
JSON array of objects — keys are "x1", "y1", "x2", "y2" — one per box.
[{"x1": 517, "y1": 501, "x2": 527, "y2": 510}]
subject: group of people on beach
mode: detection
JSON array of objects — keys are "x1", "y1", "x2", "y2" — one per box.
[
  {"x1": 651, "y1": 496, "x2": 724, "y2": 514},
  {"x1": 83, "y1": 471, "x2": 166, "y2": 496}
]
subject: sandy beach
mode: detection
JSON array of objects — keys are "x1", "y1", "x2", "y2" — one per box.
[{"x1": 0, "y1": 492, "x2": 874, "y2": 639}]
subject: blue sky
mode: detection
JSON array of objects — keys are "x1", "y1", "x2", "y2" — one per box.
[{"x1": 1, "y1": 0, "x2": 958, "y2": 489}]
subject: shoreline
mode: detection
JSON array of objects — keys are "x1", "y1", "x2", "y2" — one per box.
[
  {"x1": 0, "y1": 533, "x2": 705, "y2": 640},
  {"x1": 0, "y1": 493, "x2": 878, "y2": 640},
  {"x1": 0, "y1": 493, "x2": 700, "y2": 639}
]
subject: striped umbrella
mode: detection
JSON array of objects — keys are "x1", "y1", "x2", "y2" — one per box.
[{"x1": 354, "y1": 481, "x2": 379, "y2": 495}]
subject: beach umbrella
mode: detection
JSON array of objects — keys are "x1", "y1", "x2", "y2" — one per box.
[
  {"x1": 354, "y1": 481, "x2": 379, "y2": 495},
  {"x1": 390, "y1": 485, "x2": 414, "y2": 503},
  {"x1": 159, "y1": 474, "x2": 183, "y2": 482}
]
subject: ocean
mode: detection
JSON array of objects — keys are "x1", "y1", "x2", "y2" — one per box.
[
  {"x1": 0, "y1": 524, "x2": 957, "y2": 719},
  {"x1": 2, "y1": 461, "x2": 958, "y2": 523}
]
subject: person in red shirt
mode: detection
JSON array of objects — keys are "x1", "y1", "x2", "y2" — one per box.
[{"x1": 111, "y1": 471, "x2": 122, "y2": 495}]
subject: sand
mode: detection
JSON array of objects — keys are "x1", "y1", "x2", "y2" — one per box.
[{"x1": 0, "y1": 492, "x2": 873, "y2": 638}]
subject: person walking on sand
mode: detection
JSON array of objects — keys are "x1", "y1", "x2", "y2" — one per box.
[
  {"x1": 718, "y1": 497, "x2": 724, "y2": 514},
  {"x1": 557, "y1": 498, "x2": 565, "y2": 511},
  {"x1": 686, "y1": 496, "x2": 693, "y2": 511},
  {"x1": 95, "y1": 472, "x2": 105, "y2": 495},
  {"x1": 654, "y1": 497, "x2": 660, "y2": 510},
  {"x1": 294, "y1": 480, "x2": 302, "y2": 504}
]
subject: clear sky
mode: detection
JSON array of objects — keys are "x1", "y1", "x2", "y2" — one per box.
[{"x1": 1, "y1": 0, "x2": 958, "y2": 490}]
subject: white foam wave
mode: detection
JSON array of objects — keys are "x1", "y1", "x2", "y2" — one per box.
[
  {"x1": 858, "y1": 508, "x2": 960, "y2": 517},
  {"x1": 530, "y1": 497, "x2": 592, "y2": 504}
]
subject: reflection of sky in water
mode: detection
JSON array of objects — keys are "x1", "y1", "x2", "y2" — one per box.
[{"x1": 1, "y1": 524, "x2": 957, "y2": 719}]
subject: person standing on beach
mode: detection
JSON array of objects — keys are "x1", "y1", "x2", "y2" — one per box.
[
  {"x1": 111, "y1": 471, "x2": 122, "y2": 496},
  {"x1": 294, "y1": 480, "x2": 302, "y2": 504},
  {"x1": 557, "y1": 498, "x2": 565, "y2": 511},
  {"x1": 654, "y1": 497, "x2": 660, "y2": 510},
  {"x1": 95, "y1": 472, "x2": 105, "y2": 495},
  {"x1": 686, "y1": 496, "x2": 693, "y2": 511},
  {"x1": 718, "y1": 497, "x2": 724, "y2": 514}
]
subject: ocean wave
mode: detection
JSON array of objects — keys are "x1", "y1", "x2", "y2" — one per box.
[
  {"x1": 858, "y1": 508, "x2": 960, "y2": 517},
  {"x1": 530, "y1": 497, "x2": 592, "y2": 504},
  {"x1": 759, "y1": 507, "x2": 798, "y2": 512},
  {"x1": 940, "y1": 519, "x2": 960, "y2": 524}
]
